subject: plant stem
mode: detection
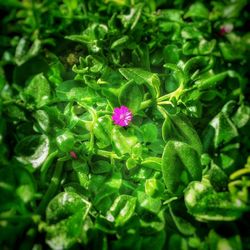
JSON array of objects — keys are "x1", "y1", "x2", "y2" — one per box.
[
  {"x1": 140, "y1": 99, "x2": 153, "y2": 110},
  {"x1": 96, "y1": 149, "x2": 121, "y2": 160},
  {"x1": 157, "y1": 101, "x2": 174, "y2": 106},
  {"x1": 157, "y1": 86, "x2": 184, "y2": 102},
  {"x1": 230, "y1": 168, "x2": 250, "y2": 180},
  {"x1": 36, "y1": 161, "x2": 63, "y2": 214},
  {"x1": 157, "y1": 105, "x2": 168, "y2": 119}
]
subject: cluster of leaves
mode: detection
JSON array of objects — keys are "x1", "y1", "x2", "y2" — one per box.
[{"x1": 1, "y1": 0, "x2": 250, "y2": 249}]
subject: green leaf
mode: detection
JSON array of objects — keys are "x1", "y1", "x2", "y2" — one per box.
[
  {"x1": 91, "y1": 160, "x2": 113, "y2": 174},
  {"x1": 168, "y1": 204, "x2": 196, "y2": 236},
  {"x1": 140, "y1": 122, "x2": 158, "y2": 143},
  {"x1": 119, "y1": 68, "x2": 160, "y2": 98},
  {"x1": 46, "y1": 54, "x2": 64, "y2": 86},
  {"x1": 141, "y1": 157, "x2": 162, "y2": 171},
  {"x1": 194, "y1": 71, "x2": 229, "y2": 90},
  {"x1": 198, "y1": 39, "x2": 216, "y2": 55},
  {"x1": 163, "y1": 63, "x2": 186, "y2": 90},
  {"x1": 158, "y1": 9, "x2": 183, "y2": 22},
  {"x1": 56, "y1": 130, "x2": 75, "y2": 152},
  {"x1": 93, "y1": 115, "x2": 112, "y2": 149},
  {"x1": 181, "y1": 26, "x2": 202, "y2": 40},
  {"x1": 184, "y1": 179, "x2": 249, "y2": 221},
  {"x1": 119, "y1": 3, "x2": 144, "y2": 30},
  {"x1": 183, "y1": 56, "x2": 213, "y2": 80},
  {"x1": 219, "y1": 43, "x2": 244, "y2": 61},
  {"x1": 208, "y1": 229, "x2": 243, "y2": 250},
  {"x1": 90, "y1": 173, "x2": 122, "y2": 213},
  {"x1": 126, "y1": 157, "x2": 137, "y2": 170},
  {"x1": 182, "y1": 41, "x2": 199, "y2": 55},
  {"x1": 15, "y1": 166, "x2": 36, "y2": 203},
  {"x1": 111, "y1": 127, "x2": 138, "y2": 156},
  {"x1": 24, "y1": 73, "x2": 50, "y2": 108},
  {"x1": 5, "y1": 104, "x2": 26, "y2": 121},
  {"x1": 129, "y1": 166, "x2": 153, "y2": 182},
  {"x1": 56, "y1": 80, "x2": 91, "y2": 102},
  {"x1": 119, "y1": 80, "x2": 143, "y2": 113},
  {"x1": 45, "y1": 192, "x2": 91, "y2": 250},
  {"x1": 163, "y1": 45, "x2": 180, "y2": 64},
  {"x1": 232, "y1": 105, "x2": 250, "y2": 128},
  {"x1": 162, "y1": 140, "x2": 202, "y2": 195},
  {"x1": 65, "y1": 24, "x2": 108, "y2": 52},
  {"x1": 162, "y1": 113, "x2": 202, "y2": 154},
  {"x1": 168, "y1": 234, "x2": 188, "y2": 250},
  {"x1": 208, "y1": 163, "x2": 228, "y2": 191},
  {"x1": 15, "y1": 38, "x2": 41, "y2": 66},
  {"x1": 203, "y1": 108, "x2": 238, "y2": 150},
  {"x1": 106, "y1": 195, "x2": 137, "y2": 227},
  {"x1": 15, "y1": 135, "x2": 50, "y2": 169},
  {"x1": 33, "y1": 107, "x2": 64, "y2": 133},
  {"x1": 136, "y1": 191, "x2": 162, "y2": 214},
  {"x1": 139, "y1": 210, "x2": 165, "y2": 233},
  {"x1": 72, "y1": 160, "x2": 89, "y2": 188},
  {"x1": 33, "y1": 110, "x2": 50, "y2": 133},
  {"x1": 38, "y1": 106, "x2": 65, "y2": 132},
  {"x1": 0, "y1": 164, "x2": 36, "y2": 208},
  {"x1": 145, "y1": 178, "x2": 164, "y2": 197},
  {"x1": 111, "y1": 35, "x2": 129, "y2": 50},
  {"x1": 184, "y1": 2, "x2": 209, "y2": 19},
  {"x1": 222, "y1": 0, "x2": 247, "y2": 18}
]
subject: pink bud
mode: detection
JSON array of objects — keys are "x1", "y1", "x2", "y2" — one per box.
[
  {"x1": 70, "y1": 151, "x2": 77, "y2": 159},
  {"x1": 220, "y1": 24, "x2": 233, "y2": 36}
]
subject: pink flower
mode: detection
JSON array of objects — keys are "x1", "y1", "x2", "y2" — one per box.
[
  {"x1": 112, "y1": 106, "x2": 133, "y2": 127},
  {"x1": 220, "y1": 23, "x2": 233, "y2": 36}
]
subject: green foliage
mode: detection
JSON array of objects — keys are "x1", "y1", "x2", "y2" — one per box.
[
  {"x1": 45, "y1": 192, "x2": 91, "y2": 249},
  {"x1": 0, "y1": 0, "x2": 250, "y2": 249},
  {"x1": 162, "y1": 140, "x2": 202, "y2": 195}
]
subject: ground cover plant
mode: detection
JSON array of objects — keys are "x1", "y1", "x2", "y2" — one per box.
[{"x1": 0, "y1": 0, "x2": 250, "y2": 249}]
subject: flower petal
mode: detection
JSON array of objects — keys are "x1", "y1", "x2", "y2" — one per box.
[{"x1": 112, "y1": 106, "x2": 133, "y2": 127}]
